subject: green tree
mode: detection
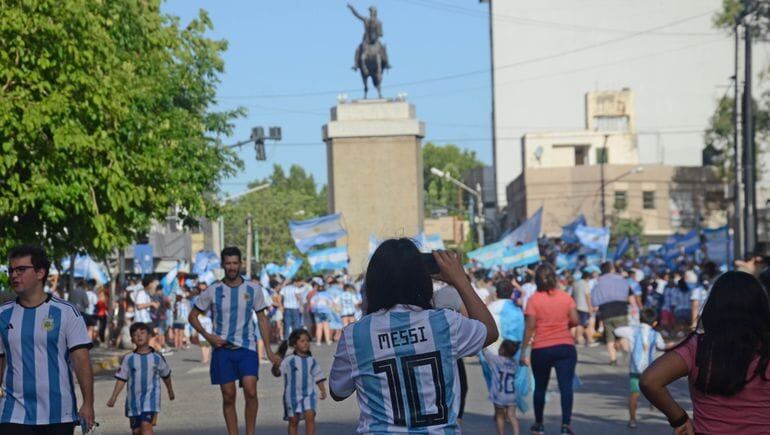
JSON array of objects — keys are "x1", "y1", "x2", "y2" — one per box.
[
  {"x1": 223, "y1": 165, "x2": 327, "y2": 275},
  {"x1": 0, "y1": 0, "x2": 242, "y2": 262},
  {"x1": 422, "y1": 142, "x2": 483, "y2": 216}
]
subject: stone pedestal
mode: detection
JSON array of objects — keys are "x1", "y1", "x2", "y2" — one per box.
[{"x1": 323, "y1": 99, "x2": 425, "y2": 274}]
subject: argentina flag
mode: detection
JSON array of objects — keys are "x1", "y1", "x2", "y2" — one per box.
[
  {"x1": 501, "y1": 207, "x2": 543, "y2": 247},
  {"x1": 500, "y1": 241, "x2": 541, "y2": 270},
  {"x1": 307, "y1": 246, "x2": 349, "y2": 272},
  {"x1": 417, "y1": 233, "x2": 445, "y2": 252},
  {"x1": 467, "y1": 241, "x2": 507, "y2": 268},
  {"x1": 289, "y1": 213, "x2": 347, "y2": 253},
  {"x1": 614, "y1": 236, "x2": 630, "y2": 261},
  {"x1": 556, "y1": 252, "x2": 578, "y2": 270},
  {"x1": 160, "y1": 263, "x2": 179, "y2": 295},
  {"x1": 575, "y1": 225, "x2": 610, "y2": 253},
  {"x1": 281, "y1": 252, "x2": 303, "y2": 280},
  {"x1": 561, "y1": 214, "x2": 587, "y2": 244}
]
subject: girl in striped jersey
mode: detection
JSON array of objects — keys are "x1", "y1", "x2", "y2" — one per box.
[{"x1": 272, "y1": 329, "x2": 327, "y2": 435}]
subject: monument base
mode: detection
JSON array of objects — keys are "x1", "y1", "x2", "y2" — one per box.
[{"x1": 323, "y1": 99, "x2": 426, "y2": 274}]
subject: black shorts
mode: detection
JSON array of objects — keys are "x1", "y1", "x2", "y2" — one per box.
[
  {"x1": 172, "y1": 322, "x2": 185, "y2": 330},
  {"x1": 0, "y1": 422, "x2": 76, "y2": 435},
  {"x1": 83, "y1": 314, "x2": 97, "y2": 327}
]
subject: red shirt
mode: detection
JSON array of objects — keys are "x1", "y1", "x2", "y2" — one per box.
[
  {"x1": 524, "y1": 289, "x2": 576, "y2": 349},
  {"x1": 674, "y1": 335, "x2": 770, "y2": 434}
]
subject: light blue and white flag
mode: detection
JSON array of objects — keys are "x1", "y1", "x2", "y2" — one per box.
[
  {"x1": 308, "y1": 246, "x2": 349, "y2": 272},
  {"x1": 556, "y1": 253, "x2": 578, "y2": 270},
  {"x1": 703, "y1": 226, "x2": 733, "y2": 266},
  {"x1": 259, "y1": 269, "x2": 270, "y2": 288},
  {"x1": 417, "y1": 233, "x2": 445, "y2": 252},
  {"x1": 281, "y1": 252, "x2": 303, "y2": 280},
  {"x1": 501, "y1": 207, "x2": 543, "y2": 247},
  {"x1": 467, "y1": 241, "x2": 507, "y2": 268},
  {"x1": 561, "y1": 215, "x2": 587, "y2": 244},
  {"x1": 264, "y1": 263, "x2": 282, "y2": 276},
  {"x1": 289, "y1": 213, "x2": 347, "y2": 253},
  {"x1": 663, "y1": 229, "x2": 700, "y2": 261},
  {"x1": 61, "y1": 255, "x2": 111, "y2": 284},
  {"x1": 575, "y1": 225, "x2": 610, "y2": 254},
  {"x1": 193, "y1": 250, "x2": 220, "y2": 275},
  {"x1": 614, "y1": 236, "x2": 630, "y2": 261},
  {"x1": 199, "y1": 270, "x2": 218, "y2": 286},
  {"x1": 500, "y1": 242, "x2": 541, "y2": 270},
  {"x1": 160, "y1": 263, "x2": 179, "y2": 296},
  {"x1": 134, "y1": 244, "x2": 154, "y2": 276}
]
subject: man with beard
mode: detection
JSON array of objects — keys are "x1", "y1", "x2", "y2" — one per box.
[{"x1": 188, "y1": 247, "x2": 280, "y2": 435}]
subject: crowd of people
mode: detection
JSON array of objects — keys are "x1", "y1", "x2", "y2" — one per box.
[{"x1": 1, "y1": 239, "x2": 769, "y2": 434}]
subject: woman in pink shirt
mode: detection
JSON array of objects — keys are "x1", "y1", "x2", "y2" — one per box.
[
  {"x1": 640, "y1": 271, "x2": 770, "y2": 434},
  {"x1": 520, "y1": 264, "x2": 580, "y2": 435}
]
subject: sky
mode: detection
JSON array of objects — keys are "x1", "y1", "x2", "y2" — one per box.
[
  {"x1": 163, "y1": 0, "x2": 494, "y2": 196},
  {"x1": 161, "y1": 1, "x2": 769, "y2": 198}
]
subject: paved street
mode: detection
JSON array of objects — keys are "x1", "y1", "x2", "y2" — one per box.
[{"x1": 85, "y1": 343, "x2": 691, "y2": 434}]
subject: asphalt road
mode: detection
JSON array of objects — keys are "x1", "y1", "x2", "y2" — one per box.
[{"x1": 85, "y1": 343, "x2": 691, "y2": 434}]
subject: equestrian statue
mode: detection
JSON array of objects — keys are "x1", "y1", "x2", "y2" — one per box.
[{"x1": 348, "y1": 4, "x2": 391, "y2": 99}]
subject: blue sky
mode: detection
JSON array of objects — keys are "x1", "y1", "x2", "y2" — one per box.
[{"x1": 162, "y1": 1, "x2": 494, "y2": 195}]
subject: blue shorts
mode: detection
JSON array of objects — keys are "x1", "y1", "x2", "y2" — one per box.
[
  {"x1": 314, "y1": 312, "x2": 329, "y2": 322},
  {"x1": 129, "y1": 412, "x2": 156, "y2": 429},
  {"x1": 210, "y1": 347, "x2": 259, "y2": 385}
]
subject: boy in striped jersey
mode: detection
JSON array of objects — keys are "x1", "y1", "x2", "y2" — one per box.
[
  {"x1": 1, "y1": 245, "x2": 95, "y2": 435},
  {"x1": 188, "y1": 247, "x2": 280, "y2": 435},
  {"x1": 106, "y1": 322, "x2": 175, "y2": 434}
]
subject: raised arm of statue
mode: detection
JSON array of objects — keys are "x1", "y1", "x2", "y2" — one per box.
[{"x1": 348, "y1": 4, "x2": 366, "y2": 22}]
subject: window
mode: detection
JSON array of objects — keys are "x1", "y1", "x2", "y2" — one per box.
[
  {"x1": 596, "y1": 147, "x2": 609, "y2": 164},
  {"x1": 593, "y1": 116, "x2": 630, "y2": 132},
  {"x1": 574, "y1": 146, "x2": 588, "y2": 165},
  {"x1": 614, "y1": 191, "x2": 627, "y2": 210},
  {"x1": 643, "y1": 191, "x2": 655, "y2": 209}
]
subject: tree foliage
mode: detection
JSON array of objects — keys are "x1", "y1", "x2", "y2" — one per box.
[
  {"x1": 223, "y1": 165, "x2": 327, "y2": 274},
  {"x1": 0, "y1": 0, "x2": 242, "y2": 261},
  {"x1": 422, "y1": 142, "x2": 483, "y2": 216}
]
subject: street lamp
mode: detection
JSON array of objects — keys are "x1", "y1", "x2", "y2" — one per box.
[
  {"x1": 430, "y1": 167, "x2": 485, "y2": 246},
  {"x1": 221, "y1": 126, "x2": 282, "y2": 161}
]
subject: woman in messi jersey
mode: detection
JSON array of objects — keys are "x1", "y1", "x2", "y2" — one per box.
[{"x1": 329, "y1": 238, "x2": 498, "y2": 434}]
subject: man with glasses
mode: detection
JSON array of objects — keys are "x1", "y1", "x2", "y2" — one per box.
[{"x1": 0, "y1": 245, "x2": 95, "y2": 435}]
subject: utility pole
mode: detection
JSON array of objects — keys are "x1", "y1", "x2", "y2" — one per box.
[
  {"x1": 476, "y1": 182, "x2": 486, "y2": 245},
  {"x1": 743, "y1": 0, "x2": 757, "y2": 255},
  {"x1": 245, "y1": 214, "x2": 253, "y2": 278},
  {"x1": 600, "y1": 135, "x2": 608, "y2": 228},
  {"x1": 733, "y1": 22, "x2": 742, "y2": 263}
]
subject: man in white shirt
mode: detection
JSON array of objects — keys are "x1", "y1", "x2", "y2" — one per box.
[{"x1": 133, "y1": 278, "x2": 157, "y2": 325}]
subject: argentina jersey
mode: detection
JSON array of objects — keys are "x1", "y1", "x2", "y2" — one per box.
[
  {"x1": 194, "y1": 280, "x2": 268, "y2": 351},
  {"x1": 280, "y1": 354, "x2": 325, "y2": 420},
  {"x1": 0, "y1": 295, "x2": 92, "y2": 425},
  {"x1": 115, "y1": 350, "x2": 171, "y2": 416},
  {"x1": 482, "y1": 349, "x2": 518, "y2": 407},
  {"x1": 330, "y1": 305, "x2": 487, "y2": 434}
]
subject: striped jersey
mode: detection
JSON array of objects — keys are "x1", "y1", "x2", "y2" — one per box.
[
  {"x1": 280, "y1": 285, "x2": 306, "y2": 310},
  {"x1": 114, "y1": 349, "x2": 171, "y2": 416},
  {"x1": 338, "y1": 291, "x2": 361, "y2": 316},
  {"x1": 194, "y1": 280, "x2": 268, "y2": 351},
  {"x1": 0, "y1": 295, "x2": 93, "y2": 425},
  {"x1": 482, "y1": 349, "x2": 518, "y2": 406},
  {"x1": 280, "y1": 354, "x2": 325, "y2": 419},
  {"x1": 330, "y1": 305, "x2": 487, "y2": 434}
]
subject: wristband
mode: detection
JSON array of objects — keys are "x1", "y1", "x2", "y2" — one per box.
[{"x1": 669, "y1": 413, "x2": 689, "y2": 428}]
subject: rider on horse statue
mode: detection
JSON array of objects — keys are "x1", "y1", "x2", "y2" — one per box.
[{"x1": 349, "y1": 4, "x2": 390, "y2": 72}]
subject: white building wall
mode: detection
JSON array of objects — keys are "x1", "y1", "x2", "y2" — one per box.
[{"x1": 489, "y1": 0, "x2": 769, "y2": 207}]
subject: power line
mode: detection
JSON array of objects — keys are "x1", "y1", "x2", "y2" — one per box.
[
  {"x1": 402, "y1": 0, "x2": 718, "y2": 37},
  {"x1": 216, "y1": 10, "x2": 719, "y2": 100}
]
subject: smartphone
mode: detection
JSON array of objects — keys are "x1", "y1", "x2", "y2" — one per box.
[{"x1": 420, "y1": 253, "x2": 440, "y2": 275}]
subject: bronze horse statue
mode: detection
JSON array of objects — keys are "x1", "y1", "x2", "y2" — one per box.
[{"x1": 349, "y1": 4, "x2": 390, "y2": 99}]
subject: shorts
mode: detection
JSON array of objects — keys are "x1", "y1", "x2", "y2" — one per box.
[
  {"x1": 172, "y1": 322, "x2": 185, "y2": 330},
  {"x1": 84, "y1": 314, "x2": 97, "y2": 327},
  {"x1": 129, "y1": 412, "x2": 156, "y2": 429},
  {"x1": 210, "y1": 347, "x2": 259, "y2": 385},
  {"x1": 629, "y1": 373, "x2": 641, "y2": 394},
  {"x1": 578, "y1": 311, "x2": 591, "y2": 327},
  {"x1": 314, "y1": 312, "x2": 329, "y2": 323},
  {"x1": 603, "y1": 315, "x2": 628, "y2": 343}
]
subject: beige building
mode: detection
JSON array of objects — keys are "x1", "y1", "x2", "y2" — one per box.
[
  {"x1": 507, "y1": 89, "x2": 727, "y2": 241},
  {"x1": 424, "y1": 216, "x2": 471, "y2": 246},
  {"x1": 323, "y1": 99, "x2": 425, "y2": 274}
]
